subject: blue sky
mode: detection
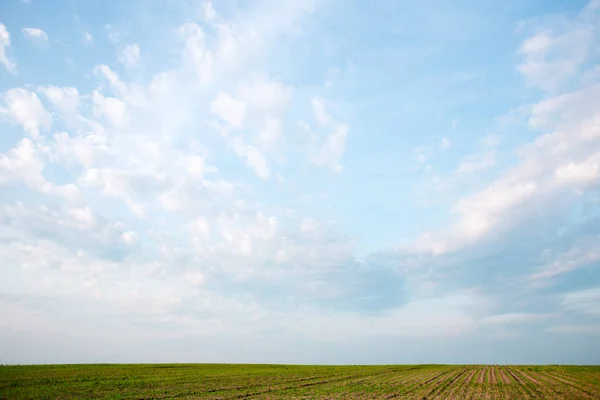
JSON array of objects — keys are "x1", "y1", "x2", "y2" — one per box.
[{"x1": 1, "y1": 0, "x2": 599, "y2": 365}]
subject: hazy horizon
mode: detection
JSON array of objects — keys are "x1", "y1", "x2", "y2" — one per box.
[{"x1": 1, "y1": 0, "x2": 599, "y2": 365}]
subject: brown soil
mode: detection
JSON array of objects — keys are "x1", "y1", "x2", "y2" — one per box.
[
  {"x1": 444, "y1": 368, "x2": 477, "y2": 399},
  {"x1": 464, "y1": 368, "x2": 478, "y2": 385},
  {"x1": 497, "y1": 367, "x2": 511, "y2": 384},
  {"x1": 477, "y1": 367, "x2": 486, "y2": 384},
  {"x1": 505, "y1": 367, "x2": 524, "y2": 384},
  {"x1": 489, "y1": 366, "x2": 497, "y2": 384},
  {"x1": 516, "y1": 369, "x2": 540, "y2": 384}
]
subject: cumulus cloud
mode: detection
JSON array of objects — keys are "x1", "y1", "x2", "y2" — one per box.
[
  {"x1": 3, "y1": 0, "x2": 600, "y2": 364},
  {"x1": 39, "y1": 86, "x2": 80, "y2": 118},
  {"x1": 209, "y1": 92, "x2": 246, "y2": 129},
  {"x1": 1, "y1": 88, "x2": 52, "y2": 137},
  {"x1": 178, "y1": 22, "x2": 212, "y2": 85},
  {"x1": 0, "y1": 139, "x2": 81, "y2": 202},
  {"x1": 202, "y1": 1, "x2": 217, "y2": 22},
  {"x1": 229, "y1": 137, "x2": 270, "y2": 179}
]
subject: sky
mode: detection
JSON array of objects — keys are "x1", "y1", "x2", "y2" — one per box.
[{"x1": 0, "y1": 0, "x2": 599, "y2": 365}]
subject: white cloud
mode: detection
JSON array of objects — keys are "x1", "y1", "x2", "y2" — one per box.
[
  {"x1": 229, "y1": 137, "x2": 270, "y2": 179},
  {"x1": 121, "y1": 231, "x2": 138, "y2": 245},
  {"x1": 306, "y1": 97, "x2": 349, "y2": 172},
  {"x1": 184, "y1": 269, "x2": 205, "y2": 285},
  {"x1": 555, "y1": 154, "x2": 600, "y2": 186},
  {"x1": 178, "y1": 23, "x2": 212, "y2": 85},
  {"x1": 91, "y1": 90, "x2": 128, "y2": 127},
  {"x1": 0, "y1": 24, "x2": 17, "y2": 74},
  {"x1": 238, "y1": 77, "x2": 291, "y2": 113},
  {"x1": 22, "y1": 27, "x2": 48, "y2": 45},
  {"x1": 209, "y1": 92, "x2": 246, "y2": 129},
  {"x1": 68, "y1": 206, "x2": 96, "y2": 229},
  {"x1": 517, "y1": 6, "x2": 597, "y2": 91},
  {"x1": 190, "y1": 217, "x2": 211, "y2": 239},
  {"x1": 39, "y1": 86, "x2": 80, "y2": 118},
  {"x1": 202, "y1": 1, "x2": 217, "y2": 22},
  {"x1": 1, "y1": 88, "x2": 52, "y2": 137},
  {"x1": 412, "y1": 77, "x2": 600, "y2": 254},
  {"x1": 0, "y1": 138, "x2": 81, "y2": 202},
  {"x1": 256, "y1": 117, "x2": 281, "y2": 152},
  {"x1": 311, "y1": 96, "x2": 329, "y2": 125},
  {"x1": 51, "y1": 129, "x2": 108, "y2": 169},
  {"x1": 93, "y1": 64, "x2": 128, "y2": 96},
  {"x1": 117, "y1": 44, "x2": 141, "y2": 69},
  {"x1": 79, "y1": 168, "x2": 163, "y2": 216}
]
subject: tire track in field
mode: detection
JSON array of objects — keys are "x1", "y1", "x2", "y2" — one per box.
[
  {"x1": 441, "y1": 367, "x2": 477, "y2": 399},
  {"x1": 411, "y1": 368, "x2": 465, "y2": 400},
  {"x1": 457, "y1": 367, "x2": 484, "y2": 400},
  {"x1": 461, "y1": 367, "x2": 483, "y2": 400},
  {"x1": 420, "y1": 367, "x2": 456, "y2": 386},
  {"x1": 425, "y1": 367, "x2": 469, "y2": 399},
  {"x1": 463, "y1": 368, "x2": 478, "y2": 385},
  {"x1": 465, "y1": 366, "x2": 487, "y2": 400},
  {"x1": 384, "y1": 367, "x2": 455, "y2": 399},
  {"x1": 375, "y1": 368, "x2": 440, "y2": 398}
]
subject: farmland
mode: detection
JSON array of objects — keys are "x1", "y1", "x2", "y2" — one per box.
[{"x1": 2, "y1": 364, "x2": 600, "y2": 399}]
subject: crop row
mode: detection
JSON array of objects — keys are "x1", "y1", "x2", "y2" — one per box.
[{"x1": 2, "y1": 364, "x2": 599, "y2": 399}]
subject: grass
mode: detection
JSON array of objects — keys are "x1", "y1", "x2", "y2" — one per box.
[{"x1": 1, "y1": 364, "x2": 600, "y2": 399}]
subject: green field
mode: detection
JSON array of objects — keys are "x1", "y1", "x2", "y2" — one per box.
[{"x1": 2, "y1": 364, "x2": 600, "y2": 399}]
